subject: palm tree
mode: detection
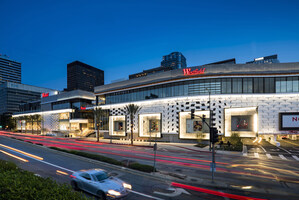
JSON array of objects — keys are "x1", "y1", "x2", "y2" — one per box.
[
  {"x1": 23, "y1": 116, "x2": 30, "y2": 134},
  {"x1": 93, "y1": 107, "x2": 104, "y2": 142},
  {"x1": 124, "y1": 104, "x2": 141, "y2": 146},
  {"x1": 32, "y1": 115, "x2": 41, "y2": 134},
  {"x1": 28, "y1": 115, "x2": 34, "y2": 134},
  {"x1": 18, "y1": 116, "x2": 25, "y2": 133}
]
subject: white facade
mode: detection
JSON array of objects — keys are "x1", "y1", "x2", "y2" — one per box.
[{"x1": 100, "y1": 93, "x2": 299, "y2": 141}]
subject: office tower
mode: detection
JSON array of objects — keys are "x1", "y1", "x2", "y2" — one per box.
[
  {"x1": 67, "y1": 61, "x2": 104, "y2": 92},
  {"x1": 246, "y1": 54, "x2": 280, "y2": 64},
  {"x1": 0, "y1": 54, "x2": 21, "y2": 84},
  {"x1": 161, "y1": 52, "x2": 187, "y2": 69}
]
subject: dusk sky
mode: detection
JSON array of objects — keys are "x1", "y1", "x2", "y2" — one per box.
[{"x1": 0, "y1": 0, "x2": 299, "y2": 90}]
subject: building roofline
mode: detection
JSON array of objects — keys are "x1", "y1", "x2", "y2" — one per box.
[{"x1": 67, "y1": 60, "x2": 103, "y2": 72}]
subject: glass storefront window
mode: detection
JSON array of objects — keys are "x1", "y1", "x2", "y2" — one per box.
[
  {"x1": 104, "y1": 76, "x2": 299, "y2": 104},
  {"x1": 114, "y1": 121, "x2": 124, "y2": 131},
  {"x1": 139, "y1": 113, "x2": 161, "y2": 137},
  {"x1": 149, "y1": 120, "x2": 160, "y2": 132},
  {"x1": 109, "y1": 116, "x2": 126, "y2": 136}
]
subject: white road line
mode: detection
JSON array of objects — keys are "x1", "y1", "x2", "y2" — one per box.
[
  {"x1": 0, "y1": 146, "x2": 75, "y2": 173},
  {"x1": 266, "y1": 154, "x2": 272, "y2": 159},
  {"x1": 131, "y1": 190, "x2": 164, "y2": 200},
  {"x1": 277, "y1": 146, "x2": 291, "y2": 154},
  {"x1": 292, "y1": 155, "x2": 299, "y2": 161},
  {"x1": 258, "y1": 145, "x2": 267, "y2": 153},
  {"x1": 1, "y1": 143, "x2": 164, "y2": 200},
  {"x1": 243, "y1": 152, "x2": 248, "y2": 156},
  {"x1": 279, "y1": 154, "x2": 287, "y2": 160},
  {"x1": 254, "y1": 152, "x2": 259, "y2": 158}
]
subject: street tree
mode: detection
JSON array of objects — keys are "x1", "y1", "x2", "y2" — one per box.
[
  {"x1": 33, "y1": 115, "x2": 41, "y2": 134},
  {"x1": 93, "y1": 107, "x2": 104, "y2": 142},
  {"x1": 124, "y1": 104, "x2": 141, "y2": 146}
]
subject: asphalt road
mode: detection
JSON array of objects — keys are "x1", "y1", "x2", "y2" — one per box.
[{"x1": 1, "y1": 131, "x2": 299, "y2": 199}]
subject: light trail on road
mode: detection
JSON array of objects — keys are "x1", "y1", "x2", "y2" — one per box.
[
  {"x1": 0, "y1": 149, "x2": 29, "y2": 162},
  {"x1": 0, "y1": 140, "x2": 166, "y2": 200},
  {"x1": 171, "y1": 182, "x2": 269, "y2": 200},
  {"x1": 2, "y1": 131, "x2": 299, "y2": 184},
  {"x1": 0, "y1": 143, "x2": 43, "y2": 160}
]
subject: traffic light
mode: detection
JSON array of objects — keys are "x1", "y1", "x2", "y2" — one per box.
[
  {"x1": 210, "y1": 127, "x2": 219, "y2": 144},
  {"x1": 191, "y1": 109, "x2": 195, "y2": 120}
]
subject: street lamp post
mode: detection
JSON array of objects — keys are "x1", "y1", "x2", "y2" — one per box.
[
  {"x1": 153, "y1": 132, "x2": 157, "y2": 172},
  {"x1": 206, "y1": 88, "x2": 212, "y2": 151}
]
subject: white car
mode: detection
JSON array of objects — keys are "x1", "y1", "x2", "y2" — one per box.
[{"x1": 70, "y1": 169, "x2": 131, "y2": 200}]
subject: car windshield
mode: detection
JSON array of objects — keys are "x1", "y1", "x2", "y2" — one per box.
[{"x1": 92, "y1": 171, "x2": 109, "y2": 181}]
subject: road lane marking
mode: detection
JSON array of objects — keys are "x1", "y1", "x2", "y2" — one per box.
[
  {"x1": 258, "y1": 145, "x2": 266, "y2": 153},
  {"x1": 0, "y1": 144, "x2": 43, "y2": 160},
  {"x1": 266, "y1": 154, "x2": 272, "y2": 159},
  {"x1": 277, "y1": 146, "x2": 291, "y2": 154},
  {"x1": 0, "y1": 149, "x2": 29, "y2": 162},
  {"x1": 292, "y1": 155, "x2": 299, "y2": 161},
  {"x1": 131, "y1": 190, "x2": 164, "y2": 200},
  {"x1": 254, "y1": 153, "x2": 259, "y2": 158},
  {"x1": 242, "y1": 152, "x2": 247, "y2": 156},
  {"x1": 279, "y1": 154, "x2": 287, "y2": 160},
  {"x1": 0, "y1": 143, "x2": 165, "y2": 200}
]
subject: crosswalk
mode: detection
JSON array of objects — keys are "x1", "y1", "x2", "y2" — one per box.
[{"x1": 243, "y1": 152, "x2": 299, "y2": 161}]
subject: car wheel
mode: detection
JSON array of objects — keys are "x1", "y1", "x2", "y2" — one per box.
[
  {"x1": 97, "y1": 190, "x2": 106, "y2": 200},
  {"x1": 71, "y1": 181, "x2": 79, "y2": 191}
]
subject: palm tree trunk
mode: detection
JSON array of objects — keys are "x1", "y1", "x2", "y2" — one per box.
[
  {"x1": 130, "y1": 123, "x2": 133, "y2": 146},
  {"x1": 97, "y1": 126, "x2": 99, "y2": 142}
]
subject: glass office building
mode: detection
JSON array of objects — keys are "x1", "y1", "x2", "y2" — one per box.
[
  {"x1": 95, "y1": 61, "x2": 299, "y2": 143},
  {"x1": 0, "y1": 54, "x2": 21, "y2": 84}
]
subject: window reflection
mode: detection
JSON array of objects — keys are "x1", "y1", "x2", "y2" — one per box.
[{"x1": 105, "y1": 76, "x2": 299, "y2": 104}]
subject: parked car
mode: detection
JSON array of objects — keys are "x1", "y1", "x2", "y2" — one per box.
[{"x1": 70, "y1": 169, "x2": 131, "y2": 200}]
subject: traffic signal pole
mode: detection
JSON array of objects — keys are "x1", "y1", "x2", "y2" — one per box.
[
  {"x1": 212, "y1": 137, "x2": 215, "y2": 182},
  {"x1": 191, "y1": 110, "x2": 217, "y2": 182}
]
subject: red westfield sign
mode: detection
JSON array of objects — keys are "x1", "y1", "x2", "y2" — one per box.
[
  {"x1": 80, "y1": 106, "x2": 86, "y2": 110},
  {"x1": 42, "y1": 93, "x2": 49, "y2": 98},
  {"x1": 183, "y1": 68, "x2": 206, "y2": 76}
]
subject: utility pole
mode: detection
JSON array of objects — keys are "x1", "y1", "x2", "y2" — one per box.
[
  {"x1": 153, "y1": 133, "x2": 157, "y2": 172},
  {"x1": 206, "y1": 88, "x2": 211, "y2": 151},
  {"x1": 191, "y1": 108, "x2": 218, "y2": 183}
]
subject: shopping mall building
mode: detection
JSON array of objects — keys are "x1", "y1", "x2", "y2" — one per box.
[
  {"x1": 95, "y1": 60, "x2": 299, "y2": 143},
  {"x1": 13, "y1": 90, "x2": 97, "y2": 137}
]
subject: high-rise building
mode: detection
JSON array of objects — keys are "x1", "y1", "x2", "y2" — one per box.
[
  {"x1": 161, "y1": 52, "x2": 187, "y2": 69},
  {"x1": 67, "y1": 61, "x2": 104, "y2": 92},
  {"x1": 129, "y1": 52, "x2": 187, "y2": 79},
  {"x1": 0, "y1": 82, "x2": 58, "y2": 115},
  {"x1": 0, "y1": 54, "x2": 21, "y2": 84},
  {"x1": 246, "y1": 54, "x2": 279, "y2": 64}
]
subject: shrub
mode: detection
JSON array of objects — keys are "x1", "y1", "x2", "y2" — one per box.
[
  {"x1": 0, "y1": 160, "x2": 88, "y2": 200},
  {"x1": 50, "y1": 147, "x2": 156, "y2": 173},
  {"x1": 230, "y1": 133, "x2": 242, "y2": 146},
  {"x1": 0, "y1": 160, "x2": 18, "y2": 171},
  {"x1": 128, "y1": 162, "x2": 156, "y2": 173},
  {"x1": 49, "y1": 147, "x2": 122, "y2": 166}
]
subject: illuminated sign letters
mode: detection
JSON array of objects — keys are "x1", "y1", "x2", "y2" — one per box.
[
  {"x1": 183, "y1": 68, "x2": 206, "y2": 76},
  {"x1": 42, "y1": 93, "x2": 49, "y2": 98},
  {"x1": 80, "y1": 106, "x2": 86, "y2": 110},
  {"x1": 280, "y1": 113, "x2": 299, "y2": 130}
]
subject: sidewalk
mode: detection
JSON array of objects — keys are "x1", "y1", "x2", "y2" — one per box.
[{"x1": 76, "y1": 137, "x2": 243, "y2": 156}]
